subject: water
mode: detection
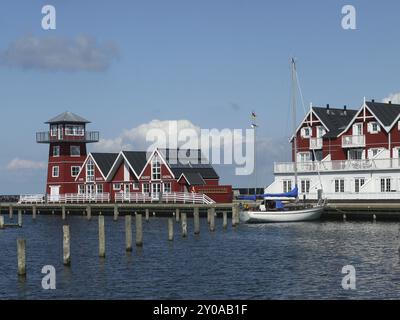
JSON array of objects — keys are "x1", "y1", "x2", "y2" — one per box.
[{"x1": 1, "y1": 215, "x2": 400, "y2": 299}]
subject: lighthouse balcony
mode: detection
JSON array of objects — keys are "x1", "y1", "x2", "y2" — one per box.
[{"x1": 36, "y1": 131, "x2": 100, "y2": 143}]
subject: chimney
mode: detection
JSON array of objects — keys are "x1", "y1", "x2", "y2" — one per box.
[
  {"x1": 343, "y1": 105, "x2": 347, "y2": 115},
  {"x1": 372, "y1": 99, "x2": 375, "y2": 103},
  {"x1": 389, "y1": 101, "x2": 392, "y2": 104},
  {"x1": 326, "y1": 104, "x2": 330, "y2": 114}
]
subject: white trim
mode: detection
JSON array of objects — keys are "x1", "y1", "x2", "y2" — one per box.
[
  {"x1": 52, "y1": 166, "x2": 59, "y2": 178},
  {"x1": 71, "y1": 166, "x2": 81, "y2": 177},
  {"x1": 290, "y1": 109, "x2": 330, "y2": 142},
  {"x1": 105, "y1": 151, "x2": 141, "y2": 181},
  {"x1": 74, "y1": 153, "x2": 107, "y2": 182},
  {"x1": 70, "y1": 145, "x2": 81, "y2": 157},
  {"x1": 138, "y1": 149, "x2": 176, "y2": 180}
]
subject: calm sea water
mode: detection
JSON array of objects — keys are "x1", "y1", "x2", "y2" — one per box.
[{"x1": 1, "y1": 214, "x2": 400, "y2": 300}]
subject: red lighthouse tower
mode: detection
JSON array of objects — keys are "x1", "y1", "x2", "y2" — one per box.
[{"x1": 36, "y1": 112, "x2": 99, "y2": 200}]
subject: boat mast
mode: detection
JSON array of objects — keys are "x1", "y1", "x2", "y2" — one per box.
[{"x1": 291, "y1": 58, "x2": 298, "y2": 194}]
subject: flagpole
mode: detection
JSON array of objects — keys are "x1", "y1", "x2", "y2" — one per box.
[{"x1": 251, "y1": 112, "x2": 257, "y2": 198}]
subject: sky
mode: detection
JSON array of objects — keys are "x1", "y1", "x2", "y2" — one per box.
[{"x1": 1, "y1": 0, "x2": 400, "y2": 194}]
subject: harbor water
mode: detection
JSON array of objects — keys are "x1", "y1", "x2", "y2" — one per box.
[{"x1": 1, "y1": 215, "x2": 400, "y2": 299}]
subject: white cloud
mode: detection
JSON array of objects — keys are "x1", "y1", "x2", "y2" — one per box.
[
  {"x1": 383, "y1": 92, "x2": 400, "y2": 104},
  {"x1": 6, "y1": 158, "x2": 47, "y2": 171},
  {"x1": 0, "y1": 35, "x2": 119, "y2": 72}
]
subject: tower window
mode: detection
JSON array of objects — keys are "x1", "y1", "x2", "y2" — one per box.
[
  {"x1": 52, "y1": 166, "x2": 59, "y2": 178},
  {"x1": 70, "y1": 146, "x2": 81, "y2": 157},
  {"x1": 53, "y1": 146, "x2": 60, "y2": 157}
]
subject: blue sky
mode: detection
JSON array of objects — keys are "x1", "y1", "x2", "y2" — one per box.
[{"x1": 1, "y1": 0, "x2": 400, "y2": 193}]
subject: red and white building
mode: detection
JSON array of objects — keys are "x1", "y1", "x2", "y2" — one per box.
[
  {"x1": 267, "y1": 99, "x2": 400, "y2": 200},
  {"x1": 30, "y1": 112, "x2": 232, "y2": 204}
]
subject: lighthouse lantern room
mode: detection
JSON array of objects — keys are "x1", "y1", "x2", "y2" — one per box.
[{"x1": 36, "y1": 111, "x2": 100, "y2": 199}]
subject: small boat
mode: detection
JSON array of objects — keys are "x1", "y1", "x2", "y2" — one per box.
[
  {"x1": 239, "y1": 58, "x2": 327, "y2": 224},
  {"x1": 239, "y1": 188, "x2": 326, "y2": 223}
]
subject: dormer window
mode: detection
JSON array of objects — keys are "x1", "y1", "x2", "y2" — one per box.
[
  {"x1": 368, "y1": 122, "x2": 380, "y2": 134},
  {"x1": 301, "y1": 127, "x2": 312, "y2": 138}
]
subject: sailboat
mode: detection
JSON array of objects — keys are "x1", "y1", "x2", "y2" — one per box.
[{"x1": 239, "y1": 58, "x2": 326, "y2": 223}]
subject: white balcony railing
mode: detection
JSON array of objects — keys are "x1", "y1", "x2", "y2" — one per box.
[
  {"x1": 309, "y1": 137, "x2": 323, "y2": 150},
  {"x1": 274, "y1": 158, "x2": 400, "y2": 174},
  {"x1": 342, "y1": 135, "x2": 366, "y2": 148},
  {"x1": 19, "y1": 194, "x2": 45, "y2": 204},
  {"x1": 115, "y1": 192, "x2": 215, "y2": 204},
  {"x1": 47, "y1": 193, "x2": 110, "y2": 204}
]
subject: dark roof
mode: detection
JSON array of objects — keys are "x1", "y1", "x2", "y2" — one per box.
[
  {"x1": 312, "y1": 106, "x2": 358, "y2": 138},
  {"x1": 46, "y1": 111, "x2": 90, "y2": 124},
  {"x1": 158, "y1": 148, "x2": 208, "y2": 165},
  {"x1": 366, "y1": 101, "x2": 400, "y2": 127},
  {"x1": 122, "y1": 151, "x2": 147, "y2": 175},
  {"x1": 171, "y1": 165, "x2": 219, "y2": 180},
  {"x1": 179, "y1": 172, "x2": 206, "y2": 185},
  {"x1": 91, "y1": 153, "x2": 119, "y2": 176}
]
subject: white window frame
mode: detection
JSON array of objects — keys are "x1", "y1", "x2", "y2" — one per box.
[
  {"x1": 65, "y1": 125, "x2": 85, "y2": 136},
  {"x1": 354, "y1": 178, "x2": 365, "y2": 193},
  {"x1": 86, "y1": 159, "x2": 94, "y2": 182},
  {"x1": 334, "y1": 179, "x2": 345, "y2": 193},
  {"x1": 380, "y1": 178, "x2": 392, "y2": 193},
  {"x1": 142, "y1": 183, "x2": 150, "y2": 194},
  {"x1": 78, "y1": 185, "x2": 85, "y2": 194},
  {"x1": 316, "y1": 126, "x2": 326, "y2": 138},
  {"x1": 283, "y1": 180, "x2": 292, "y2": 193},
  {"x1": 70, "y1": 145, "x2": 81, "y2": 157},
  {"x1": 369, "y1": 122, "x2": 380, "y2": 134},
  {"x1": 151, "y1": 156, "x2": 161, "y2": 180},
  {"x1": 300, "y1": 179, "x2": 310, "y2": 194},
  {"x1": 96, "y1": 184, "x2": 103, "y2": 194},
  {"x1": 113, "y1": 183, "x2": 121, "y2": 191},
  {"x1": 52, "y1": 166, "x2": 59, "y2": 178},
  {"x1": 53, "y1": 145, "x2": 60, "y2": 157},
  {"x1": 163, "y1": 182, "x2": 172, "y2": 193},
  {"x1": 132, "y1": 182, "x2": 139, "y2": 190},
  {"x1": 301, "y1": 127, "x2": 312, "y2": 138},
  {"x1": 71, "y1": 166, "x2": 80, "y2": 177},
  {"x1": 352, "y1": 123, "x2": 363, "y2": 136},
  {"x1": 297, "y1": 152, "x2": 311, "y2": 163}
]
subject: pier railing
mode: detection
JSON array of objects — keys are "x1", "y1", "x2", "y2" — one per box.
[
  {"x1": 274, "y1": 158, "x2": 400, "y2": 174},
  {"x1": 115, "y1": 192, "x2": 215, "y2": 204},
  {"x1": 18, "y1": 194, "x2": 46, "y2": 204}
]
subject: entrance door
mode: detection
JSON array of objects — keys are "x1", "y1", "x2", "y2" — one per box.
[
  {"x1": 50, "y1": 186, "x2": 60, "y2": 201},
  {"x1": 86, "y1": 184, "x2": 95, "y2": 200},
  {"x1": 124, "y1": 183, "x2": 130, "y2": 200},
  {"x1": 152, "y1": 183, "x2": 161, "y2": 200}
]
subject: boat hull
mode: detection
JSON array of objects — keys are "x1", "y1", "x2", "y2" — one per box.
[{"x1": 240, "y1": 206, "x2": 324, "y2": 223}]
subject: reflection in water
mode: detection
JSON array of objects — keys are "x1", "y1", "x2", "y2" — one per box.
[{"x1": 1, "y1": 216, "x2": 400, "y2": 299}]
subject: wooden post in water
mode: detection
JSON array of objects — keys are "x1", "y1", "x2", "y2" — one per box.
[
  {"x1": 168, "y1": 218, "x2": 174, "y2": 241},
  {"x1": 0, "y1": 215, "x2": 4, "y2": 229},
  {"x1": 343, "y1": 214, "x2": 347, "y2": 222},
  {"x1": 136, "y1": 214, "x2": 143, "y2": 247},
  {"x1": 98, "y1": 216, "x2": 105, "y2": 257},
  {"x1": 209, "y1": 208, "x2": 216, "y2": 232},
  {"x1": 17, "y1": 239, "x2": 26, "y2": 276},
  {"x1": 32, "y1": 206, "x2": 37, "y2": 220},
  {"x1": 113, "y1": 205, "x2": 119, "y2": 221},
  {"x1": 62, "y1": 206, "x2": 66, "y2": 220},
  {"x1": 181, "y1": 212, "x2": 188, "y2": 238},
  {"x1": 223, "y1": 211, "x2": 228, "y2": 229},
  {"x1": 207, "y1": 208, "x2": 211, "y2": 224},
  {"x1": 231, "y1": 205, "x2": 237, "y2": 227},
  {"x1": 9, "y1": 205, "x2": 13, "y2": 219},
  {"x1": 145, "y1": 209, "x2": 149, "y2": 222},
  {"x1": 18, "y1": 209, "x2": 22, "y2": 227},
  {"x1": 125, "y1": 215, "x2": 132, "y2": 252},
  {"x1": 63, "y1": 225, "x2": 71, "y2": 266},
  {"x1": 87, "y1": 205, "x2": 92, "y2": 221},
  {"x1": 193, "y1": 208, "x2": 200, "y2": 235},
  {"x1": 373, "y1": 214, "x2": 377, "y2": 222},
  {"x1": 175, "y1": 208, "x2": 180, "y2": 223}
]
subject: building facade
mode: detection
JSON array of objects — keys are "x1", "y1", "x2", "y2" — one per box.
[
  {"x1": 36, "y1": 112, "x2": 232, "y2": 204},
  {"x1": 267, "y1": 99, "x2": 400, "y2": 200}
]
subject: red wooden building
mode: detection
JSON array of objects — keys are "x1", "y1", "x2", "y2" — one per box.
[{"x1": 36, "y1": 112, "x2": 232, "y2": 204}]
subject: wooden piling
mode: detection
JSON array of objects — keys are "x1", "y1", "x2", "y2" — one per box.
[
  {"x1": 63, "y1": 225, "x2": 71, "y2": 266},
  {"x1": 17, "y1": 239, "x2": 26, "y2": 276},
  {"x1": 145, "y1": 209, "x2": 149, "y2": 222},
  {"x1": 87, "y1": 205, "x2": 92, "y2": 220},
  {"x1": 98, "y1": 215, "x2": 105, "y2": 257},
  {"x1": 373, "y1": 214, "x2": 377, "y2": 222},
  {"x1": 125, "y1": 215, "x2": 132, "y2": 252},
  {"x1": 113, "y1": 205, "x2": 119, "y2": 221},
  {"x1": 175, "y1": 208, "x2": 180, "y2": 222},
  {"x1": 181, "y1": 212, "x2": 188, "y2": 238},
  {"x1": 62, "y1": 206, "x2": 66, "y2": 220},
  {"x1": 194, "y1": 208, "x2": 200, "y2": 235},
  {"x1": 9, "y1": 205, "x2": 13, "y2": 219},
  {"x1": 209, "y1": 208, "x2": 216, "y2": 232},
  {"x1": 0, "y1": 215, "x2": 4, "y2": 229},
  {"x1": 232, "y1": 205, "x2": 237, "y2": 227},
  {"x1": 32, "y1": 206, "x2": 37, "y2": 220},
  {"x1": 168, "y1": 218, "x2": 174, "y2": 241},
  {"x1": 207, "y1": 208, "x2": 211, "y2": 224},
  {"x1": 343, "y1": 214, "x2": 347, "y2": 222},
  {"x1": 223, "y1": 211, "x2": 228, "y2": 229},
  {"x1": 18, "y1": 209, "x2": 22, "y2": 227},
  {"x1": 136, "y1": 214, "x2": 143, "y2": 247}
]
